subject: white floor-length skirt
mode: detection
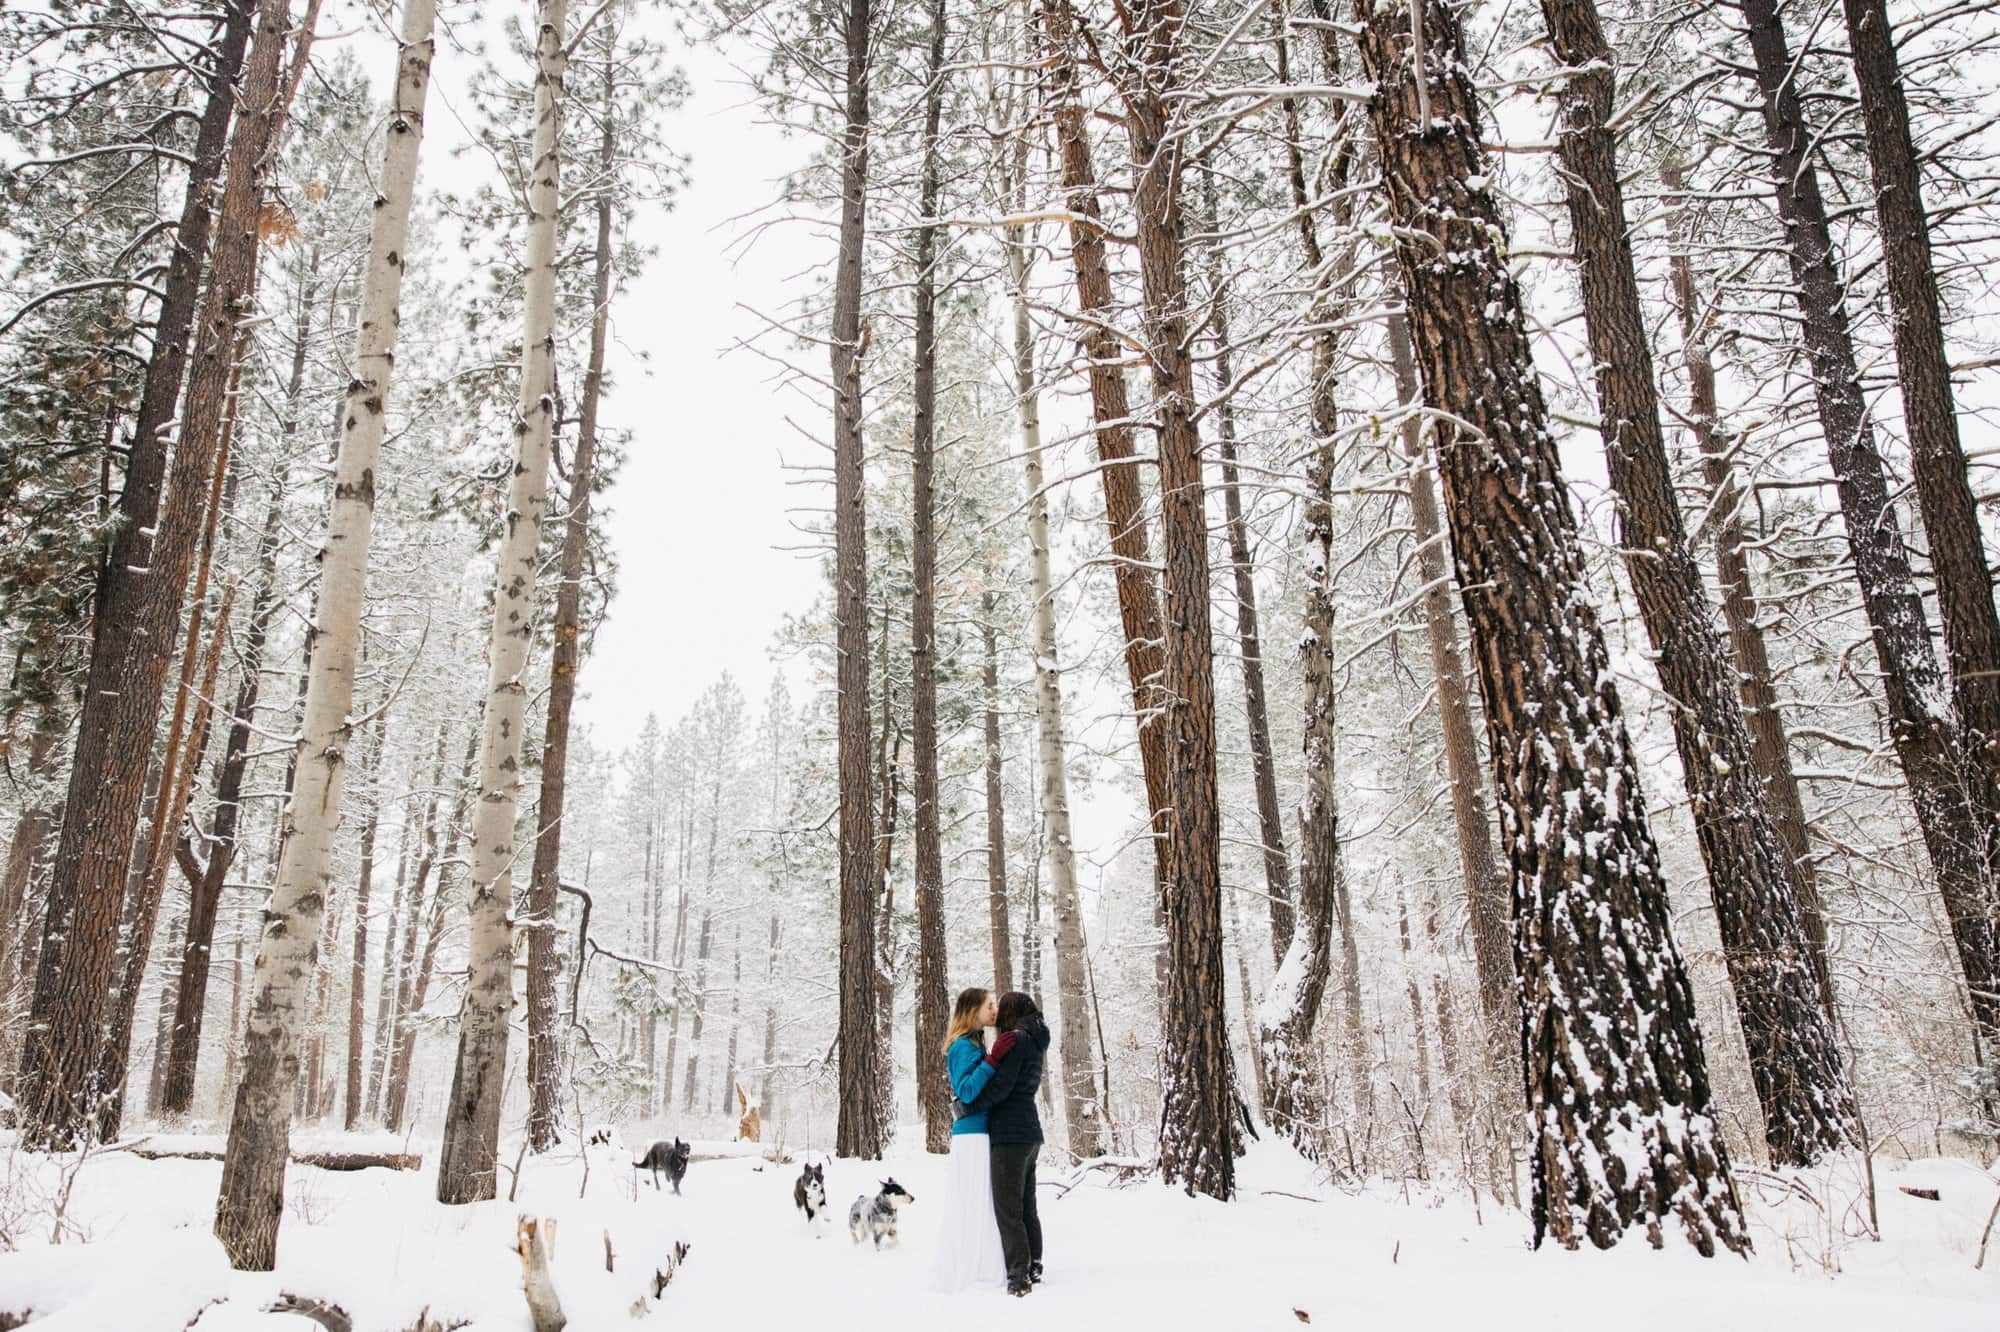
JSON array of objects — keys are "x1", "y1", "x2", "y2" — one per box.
[{"x1": 928, "y1": 1131, "x2": 1007, "y2": 1291}]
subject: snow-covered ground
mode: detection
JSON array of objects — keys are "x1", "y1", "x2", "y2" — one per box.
[{"x1": 0, "y1": 1128, "x2": 1992, "y2": 1330}]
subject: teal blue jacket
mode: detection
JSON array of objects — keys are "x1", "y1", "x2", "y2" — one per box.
[{"x1": 947, "y1": 1035, "x2": 999, "y2": 1135}]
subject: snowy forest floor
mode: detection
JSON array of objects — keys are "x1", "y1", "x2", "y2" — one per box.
[{"x1": 0, "y1": 1130, "x2": 1993, "y2": 1330}]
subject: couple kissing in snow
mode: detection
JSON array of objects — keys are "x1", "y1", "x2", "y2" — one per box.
[{"x1": 929, "y1": 988, "x2": 1051, "y2": 1297}]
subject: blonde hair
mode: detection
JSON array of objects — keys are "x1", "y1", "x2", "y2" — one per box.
[{"x1": 941, "y1": 987, "x2": 990, "y2": 1054}]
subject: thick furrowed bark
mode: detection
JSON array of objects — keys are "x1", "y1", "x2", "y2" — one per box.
[
  {"x1": 1657, "y1": 171, "x2": 1833, "y2": 1021},
  {"x1": 1737, "y1": 0, "x2": 2000, "y2": 1056},
  {"x1": 1107, "y1": 0, "x2": 1238, "y2": 1200},
  {"x1": 1036, "y1": 0, "x2": 1172, "y2": 983},
  {"x1": 19, "y1": 0, "x2": 277, "y2": 1151},
  {"x1": 981, "y1": 595, "x2": 1013, "y2": 994},
  {"x1": 831, "y1": 0, "x2": 883, "y2": 1162},
  {"x1": 909, "y1": 0, "x2": 953, "y2": 1155},
  {"x1": 1386, "y1": 313, "x2": 1514, "y2": 1070},
  {"x1": 1841, "y1": 0, "x2": 2000, "y2": 824},
  {"x1": 1354, "y1": 0, "x2": 1747, "y2": 1254},
  {"x1": 1539, "y1": 0, "x2": 1855, "y2": 1166}
]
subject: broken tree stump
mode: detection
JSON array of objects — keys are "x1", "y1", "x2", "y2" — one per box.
[{"x1": 517, "y1": 1216, "x2": 566, "y2": 1332}]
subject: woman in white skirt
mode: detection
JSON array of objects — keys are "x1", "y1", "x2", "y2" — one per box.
[{"x1": 928, "y1": 987, "x2": 1018, "y2": 1291}]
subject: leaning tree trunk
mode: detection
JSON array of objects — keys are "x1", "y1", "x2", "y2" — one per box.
[
  {"x1": 831, "y1": 0, "x2": 883, "y2": 1162},
  {"x1": 1197, "y1": 165, "x2": 1294, "y2": 962},
  {"x1": 525, "y1": 43, "x2": 616, "y2": 1154},
  {"x1": 1036, "y1": 0, "x2": 1172, "y2": 979},
  {"x1": 1841, "y1": 0, "x2": 2000, "y2": 817},
  {"x1": 214, "y1": 0, "x2": 436, "y2": 1268},
  {"x1": 908, "y1": 0, "x2": 953, "y2": 1155},
  {"x1": 1656, "y1": 164, "x2": 1833, "y2": 1017},
  {"x1": 18, "y1": 0, "x2": 280, "y2": 1151},
  {"x1": 1737, "y1": 0, "x2": 2000, "y2": 1056},
  {"x1": 1353, "y1": 0, "x2": 1747, "y2": 1254},
  {"x1": 1110, "y1": 0, "x2": 1238, "y2": 1200},
  {"x1": 1538, "y1": 0, "x2": 1855, "y2": 1166},
  {"x1": 437, "y1": 0, "x2": 566, "y2": 1207}
]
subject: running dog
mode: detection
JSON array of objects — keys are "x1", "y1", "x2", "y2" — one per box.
[
  {"x1": 793, "y1": 1162, "x2": 829, "y2": 1231},
  {"x1": 634, "y1": 1137, "x2": 691, "y2": 1194},
  {"x1": 848, "y1": 1178, "x2": 914, "y2": 1248}
]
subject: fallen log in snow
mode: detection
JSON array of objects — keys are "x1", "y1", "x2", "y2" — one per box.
[{"x1": 128, "y1": 1147, "x2": 422, "y2": 1172}]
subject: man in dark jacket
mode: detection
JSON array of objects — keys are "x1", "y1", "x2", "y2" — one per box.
[{"x1": 968, "y1": 991, "x2": 1050, "y2": 1295}]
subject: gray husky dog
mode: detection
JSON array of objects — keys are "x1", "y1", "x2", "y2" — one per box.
[{"x1": 847, "y1": 1178, "x2": 914, "y2": 1248}]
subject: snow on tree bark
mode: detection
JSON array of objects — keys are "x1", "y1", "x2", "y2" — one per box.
[
  {"x1": 831, "y1": 0, "x2": 884, "y2": 1162},
  {"x1": 1107, "y1": 0, "x2": 1240, "y2": 1200},
  {"x1": 437, "y1": 0, "x2": 566, "y2": 1206},
  {"x1": 213, "y1": 0, "x2": 437, "y2": 1266},
  {"x1": 1538, "y1": 0, "x2": 1856, "y2": 1166},
  {"x1": 1386, "y1": 310, "x2": 1516, "y2": 1075},
  {"x1": 1737, "y1": 0, "x2": 2000, "y2": 1057},
  {"x1": 1839, "y1": 0, "x2": 2000, "y2": 827},
  {"x1": 1353, "y1": 0, "x2": 1748, "y2": 1253},
  {"x1": 526, "y1": 38, "x2": 617, "y2": 1154},
  {"x1": 17, "y1": 0, "x2": 278, "y2": 1151},
  {"x1": 909, "y1": 0, "x2": 953, "y2": 1155}
]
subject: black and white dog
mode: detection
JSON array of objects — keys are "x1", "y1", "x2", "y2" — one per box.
[
  {"x1": 793, "y1": 1162, "x2": 829, "y2": 1231},
  {"x1": 848, "y1": 1178, "x2": 915, "y2": 1248},
  {"x1": 634, "y1": 1137, "x2": 691, "y2": 1194}
]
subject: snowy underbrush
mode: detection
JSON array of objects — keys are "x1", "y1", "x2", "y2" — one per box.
[{"x1": 0, "y1": 1130, "x2": 1988, "y2": 1330}]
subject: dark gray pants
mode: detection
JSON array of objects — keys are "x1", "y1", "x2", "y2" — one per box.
[{"x1": 989, "y1": 1141, "x2": 1042, "y2": 1283}]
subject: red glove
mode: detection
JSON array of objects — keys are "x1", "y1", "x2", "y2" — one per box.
[{"x1": 985, "y1": 1030, "x2": 1019, "y2": 1067}]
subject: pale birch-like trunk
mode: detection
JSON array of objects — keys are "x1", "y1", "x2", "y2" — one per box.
[
  {"x1": 213, "y1": 0, "x2": 438, "y2": 1269},
  {"x1": 437, "y1": 0, "x2": 566, "y2": 1205},
  {"x1": 1010, "y1": 220, "x2": 1101, "y2": 1159}
]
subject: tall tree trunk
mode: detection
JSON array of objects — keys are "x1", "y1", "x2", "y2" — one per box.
[
  {"x1": 344, "y1": 712, "x2": 388, "y2": 1130},
  {"x1": 18, "y1": 0, "x2": 279, "y2": 1150},
  {"x1": 1738, "y1": 0, "x2": 2000, "y2": 1056},
  {"x1": 1657, "y1": 164, "x2": 1832, "y2": 1020},
  {"x1": 1841, "y1": 0, "x2": 2000, "y2": 810},
  {"x1": 908, "y1": 0, "x2": 952, "y2": 1155},
  {"x1": 1257, "y1": 17, "x2": 1359, "y2": 1152},
  {"x1": 0, "y1": 715, "x2": 64, "y2": 1092},
  {"x1": 1386, "y1": 313, "x2": 1514, "y2": 1058},
  {"x1": 832, "y1": 0, "x2": 883, "y2": 1163},
  {"x1": 145, "y1": 910, "x2": 187, "y2": 1115},
  {"x1": 1539, "y1": 0, "x2": 1855, "y2": 1165},
  {"x1": 525, "y1": 43, "x2": 616, "y2": 1153},
  {"x1": 215, "y1": 0, "x2": 436, "y2": 1266},
  {"x1": 370, "y1": 725, "x2": 445, "y2": 1118},
  {"x1": 1035, "y1": 0, "x2": 1172, "y2": 957},
  {"x1": 436, "y1": 0, "x2": 566, "y2": 1208},
  {"x1": 721, "y1": 927, "x2": 742, "y2": 1116},
  {"x1": 1398, "y1": 889, "x2": 1431, "y2": 1106},
  {"x1": 98, "y1": 578, "x2": 235, "y2": 1137},
  {"x1": 682, "y1": 910, "x2": 713, "y2": 1111},
  {"x1": 1353, "y1": 0, "x2": 1747, "y2": 1253},
  {"x1": 981, "y1": 592, "x2": 1013, "y2": 993},
  {"x1": 161, "y1": 470, "x2": 289, "y2": 1118},
  {"x1": 1112, "y1": 0, "x2": 1237, "y2": 1200},
  {"x1": 1197, "y1": 164, "x2": 1293, "y2": 961},
  {"x1": 1009, "y1": 190, "x2": 1100, "y2": 1159}
]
